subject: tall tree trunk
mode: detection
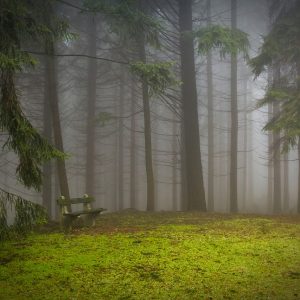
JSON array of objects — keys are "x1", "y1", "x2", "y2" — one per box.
[
  {"x1": 112, "y1": 89, "x2": 119, "y2": 211},
  {"x1": 172, "y1": 118, "x2": 178, "y2": 211},
  {"x1": 130, "y1": 77, "x2": 137, "y2": 209},
  {"x1": 46, "y1": 44, "x2": 70, "y2": 201},
  {"x1": 273, "y1": 65, "x2": 281, "y2": 213},
  {"x1": 43, "y1": 63, "x2": 53, "y2": 217},
  {"x1": 230, "y1": 0, "x2": 238, "y2": 213},
  {"x1": 138, "y1": 39, "x2": 155, "y2": 211},
  {"x1": 180, "y1": 125, "x2": 187, "y2": 211},
  {"x1": 241, "y1": 70, "x2": 248, "y2": 212},
  {"x1": 283, "y1": 152, "x2": 289, "y2": 212},
  {"x1": 207, "y1": 0, "x2": 214, "y2": 212},
  {"x1": 85, "y1": 17, "x2": 97, "y2": 196},
  {"x1": 118, "y1": 66, "x2": 125, "y2": 210},
  {"x1": 267, "y1": 101, "x2": 273, "y2": 211},
  {"x1": 178, "y1": 0, "x2": 206, "y2": 211}
]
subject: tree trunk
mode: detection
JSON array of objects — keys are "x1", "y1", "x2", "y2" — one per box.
[
  {"x1": 267, "y1": 101, "x2": 273, "y2": 211},
  {"x1": 283, "y1": 152, "x2": 289, "y2": 212},
  {"x1": 130, "y1": 76, "x2": 137, "y2": 209},
  {"x1": 230, "y1": 0, "x2": 238, "y2": 213},
  {"x1": 172, "y1": 118, "x2": 178, "y2": 211},
  {"x1": 43, "y1": 59, "x2": 53, "y2": 217},
  {"x1": 138, "y1": 39, "x2": 155, "y2": 211},
  {"x1": 241, "y1": 70, "x2": 248, "y2": 212},
  {"x1": 207, "y1": 0, "x2": 214, "y2": 212},
  {"x1": 118, "y1": 66, "x2": 125, "y2": 210},
  {"x1": 273, "y1": 65, "x2": 281, "y2": 214},
  {"x1": 46, "y1": 44, "x2": 70, "y2": 201},
  {"x1": 85, "y1": 17, "x2": 97, "y2": 196},
  {"x1": 178, "y1": 0, "x2": 206, "y2": 211}
]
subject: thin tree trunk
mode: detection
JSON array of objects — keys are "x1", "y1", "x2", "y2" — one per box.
[
  {"x1": 273, "y1": 65, "x2": 281, "y2": 214},
  {"x1": 207, "y1": 0, "x2": 214, "y2": 212},
  {"x1": 180, "y1": 124, "x2": 187, "y2": 211},
  {"x1": 118, "y1": 66, "x2": 125, "y2": 210},
  {"x1": 172, "y1": 118, "x2": 178, "y2": 211},
  {"x1": 130, "y1": 77, "x2": 137, "y2": 209},
  {"x1": 138, "y1": 39, "x2": 155, "y2": 211},
  {"x1": 267, "y1": 102, "x2": 273, "y2": 211},
  {"x1": 85, "y1": 17, "x2": 97, "y2": 196},
  {"x1": 230, "y1": 0, "x2": 238, "y2": 213},
  {"x1": 283, "y1": 152, "x2": 289, "y2": 212},
  {"x1": 46, "y1": 44, "x2": 70, "y2": 201},
  {"x1": 242, "y1": 72, "x2": 248, "y2": 212},
  {"x1": 178, "y1": 0, "x2": 206, "y2": 211},
  {"x1": 43, "y1": 63, "x2": 53, "y2": 217}
]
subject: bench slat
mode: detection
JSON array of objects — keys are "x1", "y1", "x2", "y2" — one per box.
[
  {"x1": 57, "y1": 197, "x2": 95, "y2": 205},
  {"x1": 63, "y1": 208, "x2": 106, "y2": 217}
]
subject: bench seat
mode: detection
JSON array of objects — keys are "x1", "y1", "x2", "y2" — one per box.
[{"x1": 57, "y1": 195, "x2": 106, "y2": 231}]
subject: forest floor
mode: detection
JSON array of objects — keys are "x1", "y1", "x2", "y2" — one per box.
[{"x1": 0, "y1": 211, "x2": 300, "y2": 299}]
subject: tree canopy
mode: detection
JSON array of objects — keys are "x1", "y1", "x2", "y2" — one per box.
[{"x1": 250, "y1": 2, "x2": 300, "y2": 151}]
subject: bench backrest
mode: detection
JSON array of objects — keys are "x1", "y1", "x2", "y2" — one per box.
[
  {"x1": 57, "y1": 196, "x2": 94, "y2": 205},
  {"x1": 57, "y1": 195, "x2": 95, "y2": 214}
]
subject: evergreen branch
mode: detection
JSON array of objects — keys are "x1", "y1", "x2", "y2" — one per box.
[
  {"x1": 26, "y1": 51, "x2": 129, "y2": 65},
  {"x1": 194, "y1": 25, "x2": 249, "y2": 59},
  {"x1": 0, "y1": 187, "x2": 47, "y2": 241}
]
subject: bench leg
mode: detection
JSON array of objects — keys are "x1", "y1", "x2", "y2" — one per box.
[
  {"x1": 81, "y1": 214, "x2": 96, "y2": 227},
  {"x1": 62, "y1": 216, "x2": 76, "y2": 233}
]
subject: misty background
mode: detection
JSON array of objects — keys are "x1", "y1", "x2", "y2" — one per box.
[{"x1": 1, "y1": 0, "x2": 298, "y2": 219}]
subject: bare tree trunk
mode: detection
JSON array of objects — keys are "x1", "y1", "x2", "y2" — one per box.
[
  {"x1": 85, "y1": 17, "x2": 97, "y2": 196},
  {"x1": 178, "y1": 0, "x2": 206, "y2": 211},
  {"x1": 46, "y1": 44, "x2": 70, "y2": 201},
  {"x1": 172, "y1": 118, "x2": 178, "y2": 211},
  {"x1": 43, "y1": 63, "x2": 53, "y2": 218},
  {"x1": 130, "y1": 77, "x2": 137, "y2": 209},
  {"x1": 180, "y1": 125, "x2": 187, "y2": 211},
  {"x1": 118, "y1": 66, "x2": 125, "y2": 210},
  {"x1": 241, "y1": 71, "x2": 248, "y2": 212},
  {"x1": 207, "y1": 0, "x2": 214, "y2": 212},
  {"x1": 230, "y1": 0, "x2": 238, "y2": 213},
  {"x1": 112, "y1": 91, "x2": 119, "y2": 211},
  {"x1": 283, "y1": 152, "x2": 289, "y2": 212},
  {"x1": 273, "y1": 66, "x2": 281, "y2": 214},
  {"x1": 138, "y1": 39, "x2": 155, "y2": 211},
  {"x1": 267, "y1": 102, "x2": 273, "y2": 211}
]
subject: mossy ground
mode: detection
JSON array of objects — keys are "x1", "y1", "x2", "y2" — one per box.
[{"x1": 0, "y1": 212, "x2": 300, "y2": 299}]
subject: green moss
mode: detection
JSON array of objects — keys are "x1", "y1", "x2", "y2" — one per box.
[{"x1": 0, "y1": 212, "x2": 299, "y2": 299}]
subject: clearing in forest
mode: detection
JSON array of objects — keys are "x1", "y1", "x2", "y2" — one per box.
[{"x1": 0, "y1": 212, "x2": 300, "y2": 299}]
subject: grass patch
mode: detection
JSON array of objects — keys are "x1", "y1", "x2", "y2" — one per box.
[{"x1": 0, "y1": 212, "x2": 300, "y2": 299}]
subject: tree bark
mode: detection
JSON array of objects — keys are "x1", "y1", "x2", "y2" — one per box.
[
  {"x1": 138, "y1": 37, "x2": 155, "y2": 211},
  {"x1": 85, "y1": 17, "x2": 97, "y2": 196},
  {"x1": 272, "y1": 65, "x2": 281, "y2": 214},
  {"x1": 283, "y1": 152, "x2": 289, "y2": 212},
  {"x1": 230, "y1": 0, "x2": 238, "y2": 213},
  {"x1": 118, "y1": 66, "x2": 125, "y2": 210},
  {"x1": 130, "y1": 77, "x2": 137, "y2": 209},
  {"x1": 178, "y1": 0, "x2": 206, "y2": 211},
  {"x1": 207, "y1": 0, "x2": 214, "y2": 212},
  {"x1": 43, "y1": 61, "x2": 53, "y2": 217},
  {"x1": 46, "y1": 44, "x2": 70, "y2": 202},
  {"x1": 172, "y1": 118, "x2": 178, "y2": 211}
]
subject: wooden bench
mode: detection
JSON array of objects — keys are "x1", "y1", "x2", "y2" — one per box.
[{"x1": 57, "y1": 194, "x2": 106, "y2": 231}]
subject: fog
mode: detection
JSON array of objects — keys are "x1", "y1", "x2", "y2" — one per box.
[{"x1": 1, "y1": 0, "x2": 299, "y2": 218}]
